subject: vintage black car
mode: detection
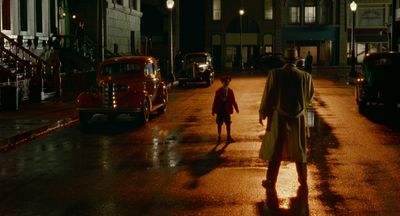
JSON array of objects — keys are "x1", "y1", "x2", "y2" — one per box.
[
  {"x1": 355, "y1": 52, "x2": 400, "y2": 113},
  {"x1": 255, "y1": 52, "x2": 284, "y2": 73},
  {"x1": 176, "y1": 52, "x2": 215, "y2": 86}
]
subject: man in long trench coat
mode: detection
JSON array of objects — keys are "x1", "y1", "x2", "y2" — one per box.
[{"x1": 258, "y1": 48, "x2": 314, "y2": 188}]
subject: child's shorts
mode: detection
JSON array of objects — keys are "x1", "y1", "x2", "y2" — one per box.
[{"x1": 216, "y1": 113, "x2": 231, "y2": 125}]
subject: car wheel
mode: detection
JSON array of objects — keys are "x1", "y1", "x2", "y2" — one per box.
[
  {"x1": 206, "y1": 74, "x2": 214, "y2": 86},
  {"x1": 158, "y1": 102, "x2": 167, "y2": 115},
  {"x1": 138, "y1": 99, "x2": 150, "y2": 124},
  {"x1": 158, "y1": 91, "x2": 168, "y2": 115},
  {"x1": 358, "y1": 100, "x2": 368, "y2": 114}
]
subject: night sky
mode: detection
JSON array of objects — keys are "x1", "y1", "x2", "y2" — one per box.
[{"x1": 179, "y1": 0, "x2": 205, "y2": 53}]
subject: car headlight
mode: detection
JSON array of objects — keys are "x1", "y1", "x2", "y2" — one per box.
[
  {"x1": 356, "y1": 77, "x2": 364, "y2": 83},
  {"x1": 198, "y1": 64, "x2": 207, "y2": 72}
]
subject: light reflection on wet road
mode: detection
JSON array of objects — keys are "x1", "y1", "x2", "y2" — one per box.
[{"x1": 1, "y1": 75, "x2": 399, "y2": 215}]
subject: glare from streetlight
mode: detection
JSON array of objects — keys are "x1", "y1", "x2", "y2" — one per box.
[
  {"x1": 239, "y1": 9, "x2": 244, "y2": 16},
  {"x1": 350, "y1": 1, "x2": 357, "y2": 12},
  {"x1": 166, "y1": 0, "x2": 174, "y2": 9}
]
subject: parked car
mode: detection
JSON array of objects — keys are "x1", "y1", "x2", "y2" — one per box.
[
  {"x1": 176, "y1": 52, "x2": 214, "y2": 86},
  {"x1": 255, "y1": 52, "x2": 284, "y2": 73},
  {"x1": 355, "y1": 51, "x2": 400, "y2": 113},
  {"x1": 76, "y1": 56, "x2": 168, "y2": 127}
]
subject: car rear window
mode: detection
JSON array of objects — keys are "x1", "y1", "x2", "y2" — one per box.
[{"x1": 102, "y1": 63, "x2": 142, "y2": 76}]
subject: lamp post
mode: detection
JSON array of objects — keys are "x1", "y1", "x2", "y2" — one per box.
[
  {"x1": 239, "y1": 9, "x2": 244, "y2": 70},
  {"x1": 166, "y1": 0, "x2": 174, "y2": 82},
  {"x1": 350, "y1": 1, "x2": 357, "y2": 79}
]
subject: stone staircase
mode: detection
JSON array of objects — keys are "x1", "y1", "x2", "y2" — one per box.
[{"x1": 0, "y1": 32, "x2": 61, "y2": 109}]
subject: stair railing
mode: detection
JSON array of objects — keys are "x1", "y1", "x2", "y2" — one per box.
[{"x1": 0, "y1": 32, "x2": 61, "y2": 101}]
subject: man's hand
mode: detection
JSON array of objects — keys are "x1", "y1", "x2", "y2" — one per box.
[{"x1": 259, "y1": 117, "x2": 264, "y2": 126}]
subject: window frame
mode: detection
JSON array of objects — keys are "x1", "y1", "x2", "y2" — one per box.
[
  {"x1": 304, "y1": 6, "x2": 316, "y2": 24},
  {"x1": 288, "y1": 6, "x2": 301, "y2": 24},
  {"x1": 264, "y1": 0, "x2": 273, "y2": 20},
  {"x1": 213, "y1": 0, "x2": 221, "y2": 21}
]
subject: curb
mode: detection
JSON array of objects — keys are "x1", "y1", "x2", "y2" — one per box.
[{"x1": 0, "y1": 116, "x2": 79, "y2": 153}]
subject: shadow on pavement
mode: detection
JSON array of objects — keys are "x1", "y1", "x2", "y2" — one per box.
[
  {"x1": 307, "y1": 112, "x2": 345, "y2": 213},
  {"x1": 256, "y1": 186, "x2": 309, "y2": 216},
  {"x1": 186, "y1": 142, "x2": 230, "y2": 189}
]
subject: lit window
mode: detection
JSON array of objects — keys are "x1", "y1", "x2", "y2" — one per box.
[
  {"x1": 213, "y1": 0, "x2": 221, "y2": 20},
  {"x1": 289, "y1": 7, "x2": 300, "y2": 24},
  {"x1": 264, "y1": 0, "x2": 273, "y2": 20},
  {"x1": 304, "y1": 6, "x2": 316, "y2": 23},
  {"x1": 263, "y1": 34, "x2": 273, "y2": 53}
]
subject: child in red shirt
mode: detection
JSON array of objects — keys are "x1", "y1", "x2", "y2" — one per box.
[{"x1": 212, "y1": 76, "x2": 239, "y2": 143}]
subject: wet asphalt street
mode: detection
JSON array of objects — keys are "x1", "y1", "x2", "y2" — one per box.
[{"x1": 0, "y1": 74, "x2": 400, "y2": 215}]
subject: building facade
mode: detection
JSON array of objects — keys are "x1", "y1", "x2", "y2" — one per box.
[
  {"x1": 1, "y1": 0, "x2": 58, "y2": 48},
  {"x1": 205, "y1": 0, "x2": 396, "y2": 70},
  {"x1": 349, "y1": 0, "x2": 393, "y2": 63},
  {"x1": 1, "y1": 0, "x2": 142, "y2": 60}
]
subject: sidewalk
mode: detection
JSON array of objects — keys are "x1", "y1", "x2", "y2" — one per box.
[
  {"x1": 0, "y1": 82, "x2": 179, "y2": 152},
  {"x1": 0, "y1": 99, "x2": 79, "y2": 152}
]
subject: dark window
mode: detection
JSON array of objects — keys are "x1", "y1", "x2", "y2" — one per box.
[
  {"x1": 50, "y1": 0, "x2": 56, "y2": 34},
  {"x1": 36, "y1": 0, "x2": 43, "y2": 32},
  {"x1": 130, "y1": 0, "x2": 137, "y2": 10},
  {"x1": 114, "y1": 0, "x2": 123, "y2": 5},
  {"x1": 102, "y1": 63, "x2": 142, "y2": 76},
  {"x1": 20, "y1": 0, "x2": 28, "y2": 31},
  {"x1": 2, "y1": 0, "x2": 11, "y2": 30},
  {"x1": 319, "y1": 0, "x2": 332, "y2": 24}
]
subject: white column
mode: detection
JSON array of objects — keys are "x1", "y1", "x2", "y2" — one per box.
[
  {"x1": 11, "y1": 0, "x2": 20, "y2": 35},
  {"x1": 42, "y1": 0, "x2": 50, "y2": 36},
  {"x1": 27, "y1": 0, "x2": 35, "y2": 35}
]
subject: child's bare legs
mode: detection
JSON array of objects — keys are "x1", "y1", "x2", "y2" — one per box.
[
  {"x1": 217, "y1": 124, "x2": 222, "y2": 142},
  {"x1": 226, "y1": 123, "x2": 234, "y2": 143},
  {"x1": 226, "y1": 123, "x2": 231, "y2": 138}
]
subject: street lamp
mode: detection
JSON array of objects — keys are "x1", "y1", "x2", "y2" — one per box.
[
  {"x1": 166, "y1": 0, "x2": 174, "y2": 82},
  {"x1": 239, "y1": 9, "x2": 244, "y2": 70},
  {"x1": 350, "y1": 1, "x2": 357, "y2": 80}
]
